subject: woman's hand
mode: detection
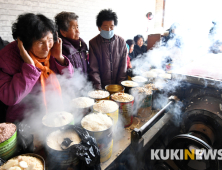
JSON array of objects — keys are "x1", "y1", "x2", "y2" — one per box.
[
  {"x1": 17, "y1": 38, "x2": 35, "y2": 66},
  {"x1": 51, "y1": 37, "x2": 65, "y2": 65}
]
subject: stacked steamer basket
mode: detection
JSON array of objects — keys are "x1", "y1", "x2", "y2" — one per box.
[
  {"x1": 0, "y1": 123, "x2": 17, "y2": 160},
  {"x1": 111, "y1": 93, "x2": 134, "y2": 127},
  {"x1": 71, "y1": 97, "x2": 95, "y2": 121},
  {"x1": 42, "y1": 111, "x2": 74, "y2": 133},
  {"x1": 88, "y1": 90, "x2": 110, "y2": 102},
  {"x1": 93, "y1": 100, "x2": 119, "y2": 127},
  {"x1": 81, "y1": 113, "x2": 113, "y2": 163}
]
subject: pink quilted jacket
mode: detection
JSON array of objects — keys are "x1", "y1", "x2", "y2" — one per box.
[{"x1": 0, "y1": 41, "x2": 74, "y2": 122}]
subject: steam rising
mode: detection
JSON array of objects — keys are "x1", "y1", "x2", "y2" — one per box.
[
  {"x1": 19, "y1": 69, "x2": 95, "y2": 151},
  {"x1": 17, "y1": 2, "x2": 222, "y2": 159},
  {"x1": 130, "y1": 1, "x2": 222, "y2": 126},
  {"x1": 20, "y1": 68, "x2": 126, "y2": 153}
]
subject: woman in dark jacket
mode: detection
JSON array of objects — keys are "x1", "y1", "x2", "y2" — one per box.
[
  {"x1": 55, "y1": 12, "x2": 88, "y2": 75},
  {"x1": 133, "y1": 35, "x2": 147, "y2": 58}
]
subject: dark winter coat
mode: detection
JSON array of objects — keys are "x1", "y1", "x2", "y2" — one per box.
[
  {"x1": 61, "y1": 36, "x2": 88, "y2": 74},
  {"x1": 134, "y1": 45, "x2": 147, "y2": 58},
  {"x1": 129, "y1": 51, "x2": 136, "y2": 61},
  {"x1": 89, "y1": 34, "x2": 127, "y2": 89},
  {"x1": 0, "y1": 37, "x2": 9, "y2": 51}
]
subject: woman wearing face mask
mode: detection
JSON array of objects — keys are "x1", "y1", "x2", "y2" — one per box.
[
  {"x1": 0, "y1": 13, "x2": 74, "y2": 122},
  {"x1": 89, "y1": 9, "x2": 127, "y2": 89},
  {"x1": 133, "y1": 35, "x2": 147, "y2": 58},
  {"x1": 55, "y1": 12, "x2": 88, "y2": 75}
]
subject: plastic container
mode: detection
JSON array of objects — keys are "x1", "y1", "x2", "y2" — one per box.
[{"x1": 0, "y1": 123, "x2": 17, "y2": 160}]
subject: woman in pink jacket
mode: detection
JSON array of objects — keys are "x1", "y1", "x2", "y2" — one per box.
[{"x1": 0, "y1": 13, "x2": 74, "y2": 122}]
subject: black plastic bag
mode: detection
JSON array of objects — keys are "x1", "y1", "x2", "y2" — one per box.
[
  {"x1": 0, "y1": 157, "x2": 5, "y2": 166},
  {"x1": 62, "y1": 125, "x2": 101, "y2": 170},
  {"x1": 15, "y1": 122, "x2": 34, "y2": 154}
]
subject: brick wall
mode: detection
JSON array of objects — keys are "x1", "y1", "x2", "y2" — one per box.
[{"x1": 0, "y1": 0, "x2": 155, "y2": 45}]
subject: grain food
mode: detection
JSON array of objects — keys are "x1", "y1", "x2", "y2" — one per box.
[
  {"x1": 88, "y1": 90, "x2": 110, "y2": 99},
  {"x1": 132, "y1": 76, "x2": 147, "y2": 83},
  {"x1": 112, "y1": 93, "x2": 134, "y2": 102},
  {"x1": 47, "y1": 129, "x2": 81, "y2": 151},
  {"x1": 143, "y1": 69, "x2": 171, "y2": 79},
  {"x1": 144, "y1": 84, "x2": 158, "y2": 91},
  {"x1": 158, "y1": 73, "x2": 171, "y2": 79},
  {"x1": 143, "y1": 69, "x2": 164, "y2": 78},
  {"x1": 131, "y1": 87, "x2": 152, "y2": 95},
  {"x1": 72, "y1": 97, "x2": 94, "y2": 108},
  {"x1": 81, "y1": 113, "x2": 112, "y2": 131},
  {"x1": 93, "y1": 100, "x2": 118, "y2": 113},
  {"x1": 144, "y1": 80, "x2": 164, "y2": 90},
  {"x1": 143, "y1": 71, "x2": 157, "y2": 78},
  {"x1": 121, "y1": 81, "x2": 139, "y2": 87},
  {"x1": 0, "y1": 123, "x2": 16, "y2": 143},
  {"x1": 0, "y1": 155, "x2": 44, "y2": 170},
  {"x1": 42, "y1": 111, "x2": 73, "y2": 127},
  {"x1": 144, "y1": 83, "x2": 154, "y2": 89}
]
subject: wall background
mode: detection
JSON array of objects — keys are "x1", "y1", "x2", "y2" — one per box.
[
  {"x1": 164, "y1": 0, "x2": 222, "y2": 31},
  {"x1": 0, "y1": 0, "x2": 156, "y2": 45}
]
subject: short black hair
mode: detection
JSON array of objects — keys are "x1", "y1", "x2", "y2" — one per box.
[
  {"x1": 55, "y1": 11, "x2": 78, "y2": 33},
  {"x1": 96, "y1": 9, "x2": 118, "y2": 27},
  {"x1": 134, "y1": 35, "x2": 144, "y2": 44},
  {"x1": 12, "y1": 13, "x2": 57, "y2": 50},
  {"x1": 126, "y1": 39, "x2": 135, "y2": 47}
]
